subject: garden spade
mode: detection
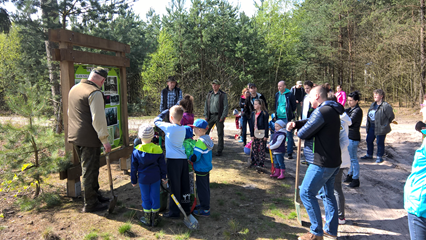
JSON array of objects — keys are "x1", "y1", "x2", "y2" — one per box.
[
  {"x1": 294, "y1": 138, "x2": 302, "y2": 225},
  {"x1": 106, "y1": 154, "x2": 118, "y2": 213},
  {"x1": 161, "y1": 183, "x2": 199, "y2": 230}
]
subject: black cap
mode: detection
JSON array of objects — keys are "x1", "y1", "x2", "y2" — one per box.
[
  {"x1": 167, "y1": 76, "x2": 177, "y2": 82},
  {"x1": 92, "y1": 67, "x2": 108, "y2": 78},
  {"x1": 212, "y1": 79, "x2": 221, "y2": 85},
  {"x1": 248, "y1": 83, "x2": 256, "y2": 88}
]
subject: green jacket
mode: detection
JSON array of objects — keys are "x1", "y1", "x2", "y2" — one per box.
[{"x1": 366, "y1": 101, "x2": 395, "y2": 135}]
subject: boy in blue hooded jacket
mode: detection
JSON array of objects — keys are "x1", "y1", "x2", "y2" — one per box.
[
  {"x1": 189, "y1": 119, "x2": 214, "y2": 217},
  {"x1": 131, "y1": 124, "x2": 167, "y2": 227}
]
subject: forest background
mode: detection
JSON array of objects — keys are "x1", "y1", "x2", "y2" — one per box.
[{"x1": 0, "y1": 0, "x2": 424, "y2": 126}]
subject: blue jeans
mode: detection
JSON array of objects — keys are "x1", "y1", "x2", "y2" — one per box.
[
  {"x1": 273, "y1": 153, "x2": 285, "y2": 169},
  {"x1": 278, "y1": 118, "x2": 294, "y2": 155},
  {"x1": 300, "y1": 164, "x2": 340, "y2": 236},
  {"x1": 348, "y1": 140, "x2": 360, "y2": 179},
  {"x1": 366, "y1": 126, "x2": 386, "y2": 158},
  {"x1": 139, "y1": 180, "x2": 161, "y2": 212},
  {"x1": 408, "y1": 213, "x2": 426, "y2": 240}
]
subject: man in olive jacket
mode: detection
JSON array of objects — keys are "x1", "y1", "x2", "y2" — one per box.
[
  {"x1": 68, "y1": 67, "x2": 112, "y2": 213},
  {"x1": 361, "y1": 89, "x2": 395, "y2": 163},
  {"x1": 204, "y1": 79, "x2": 229, "y2": 156}
]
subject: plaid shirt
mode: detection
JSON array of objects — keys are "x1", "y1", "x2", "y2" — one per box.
[{"x1": 160, "y1": 88, "x2": 182, "y2": 112}]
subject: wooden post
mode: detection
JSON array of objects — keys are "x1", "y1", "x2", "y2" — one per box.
[
  {"x1": 59, "y1": 42, "x2": 81, "y2": 197},
  {"x1": 117, "y1": 51, "x2": 130, "y2": 172}
]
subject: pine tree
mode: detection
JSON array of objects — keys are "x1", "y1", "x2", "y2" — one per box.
[{"x1": 0, "y1": 81, "x2": 69, "y2": 199}]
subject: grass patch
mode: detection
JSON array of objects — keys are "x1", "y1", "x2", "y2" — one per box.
[
  {"x1": 42, "y1": 228, "x2": 61, "y2": 240},
  {"x1": 235, "y1": 191, "x2": 242, "y2": 196},
  {"x1": 155, "y1": 230, "x2": 165, "y2": 239},
  {"x1": 268, "y1": 203, "x2": 277, "y2": 210},
  {"x1": 84, "y1": 231, "x2": 98, "y2": 240},
  {"x1": 0, "y1": 226, "x2": 6, "y2": 231},
  {"x1": 211, "y1": 212, "x2": 221, "y2": 221},
  {"x1": 173, "y1": 231, "x2": 191, "y2": 240},
  {"x1": 223, "y1": 219, "x2": 250, "y2": 240},
  {"x1": 288, "y1": 211, "x2": 297, "y2": 220},
  {"x1": 272, "y1": 197, "x2": 294, "y2": 208},
  {"x1": 116, "y1": 201, "x2": 123, "y2": 206},
  {"x1": 231, "y1": 200, "x2": 239, "y2": 206},
  {"x1": 217, "y1": 199, "x2": 225, "y2": 206},
  {"x1": 271, "y1": 209, "x2": 286, "y2": 219},
  {"x1": 100, "y1": 232, "x2": 112, "y2": 240},
  {"x1": 118, "y1": 222, "x2": 132, "y2": 236},
  {"x1": 282, "y1": 183, "x2": 291, "y2": 188},
  {"x1": 122, "y1": 210, "x2": 138, "y2": 219},
  {"x1": 266, "y1": 190, "x2": 275, "y2": 195},
  {"x1": 15, "y1": 193, "x2": 62, "y2": 211},
  {"x1": 210, "y1": 182, "x2": 220, "y2": 189},
  {"x1": 222, "y1": 181, "x2": 228, "y2": 184}
]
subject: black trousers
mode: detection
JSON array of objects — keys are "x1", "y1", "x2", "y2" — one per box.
[
  {"x1": 167, "y1": 159, "x2": 191, "y2": 216},
  {"x1": 196, "y1": 171, "x2": 210, "y2": 211}
]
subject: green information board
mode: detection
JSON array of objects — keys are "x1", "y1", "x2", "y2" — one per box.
[{"x1": 74, "y1": 65, "x2": 123, "y2": 148}]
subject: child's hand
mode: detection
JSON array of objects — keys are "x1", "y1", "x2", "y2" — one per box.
[
  {"x1": 251, "y1": 137, "x2": 254, "y2": 141},
  {"x1": 263, "y1": 137, "x2": 268, "y2": 141},
  {"x1": 267, "y1": 144, "x2": 270, "y2": 148},
  {"x1": 132, "y1": 184, "x2": 136, "y2": 187}
]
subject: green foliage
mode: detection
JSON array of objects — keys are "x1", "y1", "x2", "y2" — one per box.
[
  {"x1": 141, "y1": 29, "x2": 178, "y2": 113},
  {"x1": 155, "y1": 230, "x2": 165, "y2": 239},
  {"x1": 84, "y1": 231, "x2": 99, "y2": 240},
  {"x1": 288, "y1": 211, "x2": 297, "y2": 220},
  {"x1": 0, "y1": 81, "x2": 69, "y2": 198},
  {"x1": 41, "y1": 227, "x2": 60, "y2": 240},
  {"x1": 173, "y1": 231, "x2": 191, "y2": 240},
  {"x1": 14, "y1": 192, "x2": 61, "y2": 211},
  {"x1": 223, "y1": 219, "x2": 250, "y2": 240},
  {"x1": 117, "y1": 222, "x2": 132, "y2": 235}
]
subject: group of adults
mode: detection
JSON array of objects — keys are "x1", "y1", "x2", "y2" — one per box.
[{"x1": 66, "y1": 68, "x2": 398, "y2": 240}]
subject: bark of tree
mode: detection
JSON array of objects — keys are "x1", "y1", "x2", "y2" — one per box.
[
  {"x1": 41, "y1": 0, "x2": 62, "y2": 133},
  {"x1": 420, "y1": 0, "x2": 425, "y2": 104}
]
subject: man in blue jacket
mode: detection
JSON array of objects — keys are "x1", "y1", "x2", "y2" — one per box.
[
  {"x1": 287, "y1": 86, "x2": 343, "y2": 240},
  {"x1": 274, "y1": 81, "x2": 297, "y2": 159}
]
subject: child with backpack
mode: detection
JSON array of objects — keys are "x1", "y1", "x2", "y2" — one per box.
[
  {"x1": 249, "y1": 99, "x2": 269, "y2": 168},
  {"x1": 267, "y1": 120, "x2": 287, "y2": 179},
  {"x1": 189, "y1": 119, "x2": 214, "y2": 216}
]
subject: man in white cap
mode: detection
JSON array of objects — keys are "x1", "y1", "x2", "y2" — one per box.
[{"x1": 291, "y1": 81, "x2": 306, "y2": 121}]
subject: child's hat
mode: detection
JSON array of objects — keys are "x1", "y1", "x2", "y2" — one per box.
[
  {"x1": 275, "y1": 120, "x2": 286, "y2": 128},
  {"x1": 189, "y1": 119, "x2": 209, "y2": 129},
  {"x1": 138, "y1": 124, "x2": 154, "y2": 140},
  {"x1": 184, "y1": 125, "x2": 194, "y2": 139},
  {"x1": 233, "y1": 109, "x2": 239, "y2": 115}
]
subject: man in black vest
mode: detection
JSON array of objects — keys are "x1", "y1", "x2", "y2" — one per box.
[
  {"x1": 204, "y1": 79, "x2": 229, "y2": 156},
  {"x1": 160, "y1": 76, "x2": 182, "y2": 112}
]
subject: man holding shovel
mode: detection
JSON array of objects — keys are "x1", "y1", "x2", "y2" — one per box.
[
  {"x1": 287, "y1": 86, "x2": 343, "y2": 240},
  {"x1": 68, "y1": 67, "x2": 112, "y2": 213}
]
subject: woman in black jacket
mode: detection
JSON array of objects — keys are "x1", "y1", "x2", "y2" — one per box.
[
  {"x1": 239, "y1": 88, "x2": 250, "y2": 144},
  {"x1": 344, "y1": 91, "x2": 363, "y2": 188},
  {"x1": 249, "y1": 99, "x2": 269, "y2": 168}
]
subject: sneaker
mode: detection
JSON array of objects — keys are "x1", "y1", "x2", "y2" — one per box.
[
  {"x1": 82, "y1": 202, "x2": 108, "y2": 213},
  {"x1": 338, "y1": 218, "x2": 346, "y2": 225},
  {"x1": 376, "y1": 158, "x2": 384, "y2": 163},
  {"x1": 298, "y1": 232, "x2": 323, "y2": 240},
  {"x1": 348, "y1": 179, "x2": 360, "y2": 188},
  {"x1": 360, "y1": 155, "x2": 372, "y2": 159},
  {"x1": 288, "y1": 154, "x2": 294, "y2": 159},
  {"x1": 343, "y1": 174, "x2": 353, "y2": 183},
  {"x1": 323, "y1": 231, "x2": 337, "y2": 239},
  {"x1": 162, "y1": 212, "x2": 180, "y2": 219},
  {"x1": 215, "y1": 151, "x2": 222, "y2": 157},
  {"x1": 238, "y1": 138, "x2": 243, "y2": 143},
  {"x1": 193, "y1": 209, "x2": 210, "y2": 217}
]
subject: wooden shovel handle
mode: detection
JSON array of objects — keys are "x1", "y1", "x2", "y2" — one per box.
[{"x1": 106, "y1": 154, "x2": 114, "y2": 192}]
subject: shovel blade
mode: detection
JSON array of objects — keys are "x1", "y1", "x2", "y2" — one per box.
[
  {"x1": 108, "y1": 195, "x2": 118, "y2": 213},
  {"x1": 183, "y1": 214, "x2": 199, "y2": 230},
  {"x1": 295, "y1": 202, "x2": 301, "y2": 226}
]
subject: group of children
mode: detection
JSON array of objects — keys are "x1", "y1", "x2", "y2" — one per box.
[{"x1": 130, "y1": 95, "x2": 213, "y2": 227}]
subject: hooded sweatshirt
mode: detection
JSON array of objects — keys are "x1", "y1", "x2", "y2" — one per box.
[
  {"x1": 296, "y1": 101, "x2": 344, "y2": 168},
  {"x1": 190, "y1": 135, "x2": 215, "y2": 173},
  {"x1": 274, "y1": 89, "x2": 297, "y2": 121},
  {"x1": 131, "y1": 143, "x2": 167, "y2": 185},
  {"x1": 340, "y1": 112, "x2": 352, "y2": 168}
]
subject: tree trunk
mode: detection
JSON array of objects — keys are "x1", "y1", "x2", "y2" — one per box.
[{"x1": 41, "y1": 0, "x2": 62, "y2": 133}]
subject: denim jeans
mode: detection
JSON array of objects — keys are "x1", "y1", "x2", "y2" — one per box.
[
  {"x1": 273, "y1": 153, "x2": 285, "y2": 169},
  {"x1": 348, "y1": 140, "x2": 360, "y2": 179},
  {"x1": 366, "y1": 126, "x2": 386, "y2": 158},
  {"x1": 318, "y1": 168, "x2": 345, "y2": 219},
  {"x1": 300, "y1": 164, "x2": 340, "y2": 236},
  {"x1": 408, "y1": 213, "x2": 426, "y2": 240},
  {"x1": 278, "y1": 118, "x2": 294, "y2": 155}
]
